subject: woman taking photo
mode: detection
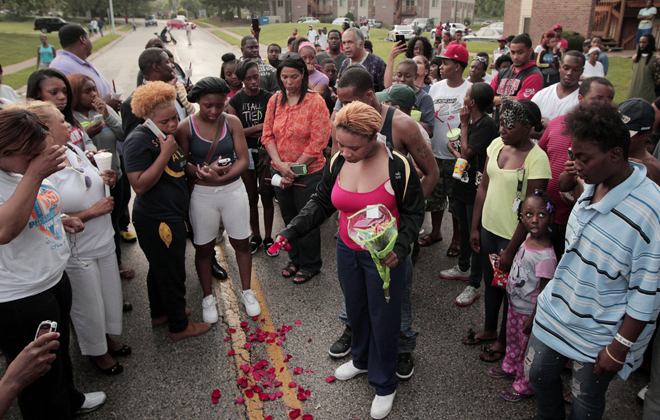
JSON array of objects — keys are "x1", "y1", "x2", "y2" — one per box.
[
  {"x1": 385, "y1": 36, "x2": 434, "y2": 89},
  {"x1": 227, "y1": 60, "x2": 276, "y2": 256},
  {"x1": 262, "y1": 56, "x2": 332, "y2": 284},
  {"x1": 176, "y1": 77, "x2": 260, "y2": 322},
  {"x1": 276, "y1": 102, "x2": 424, "y2": 419},
  {"x1": 464, "y1": 98, "x2": 551, "y2": 363},
  {"x1": 124, "y1": 81, "x2": 211, "y2": 340},
  {"x1": 627, "y1": 33, "x2": 660, "y2": 102},
  {"x1": 27, "y1": 100, "x2": 129, "y2": 375},
  {"x1": 27, "y1": 68, "x2": 96, "y2": 152},
  {"x1": 298, "y1": 42, "x2": 329, "y2": 96},
  {"x1": 0, "y1": 108, "x2": 105, "y2": 418}
]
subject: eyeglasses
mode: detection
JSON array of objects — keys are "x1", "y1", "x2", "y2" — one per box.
[
  {"x1": 473, "y1": 56, "x2": 488, "y2": 64},
  {"x1": 69, "y1": 232, "x2": 87, "y2": 267},
  {"x1": 70, "y1": 165, "x2": 92, "y2": 190},
  {"x1": 279, "y1": 52, "x2": 301, "y2": 60}
]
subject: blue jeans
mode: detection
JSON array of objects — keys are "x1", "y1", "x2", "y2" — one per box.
[
  {"x1": 336, "y1": 238, "x2": 407, "y2": 395},
  {"x1": 526, "y1": 332, "x2": 616, "y2": 420},
  {"x1": 338, "y1": 251, "x2": 419, "y2": 353}
]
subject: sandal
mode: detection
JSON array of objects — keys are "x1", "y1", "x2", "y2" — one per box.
[
  {"x1": 462, "y1": 328, "x2": 496, "y2": 345},
  {"x1": 500, "y1": 387, "x2": 532, "y2": 402},
  {"x1": 282, "y1": 261, "x2": 298, "y2": 278},
  {"x1": 446, "y1": 242, "x2": 460, "y2": 257},
  {"x1": 292, "y1": 270, "x2": 318, "y2": 285},
  {"x1": 418, "y1": 233, "x2": 442, "y2": 247},
  {"x1": 487, "y1": 365, "x2": 514, "y2": 379},
  {"x1": 108, "y1": 344, "x2": 132, "y2": 357},
  {"x1": 89, "y1": 357, "x2": 123, "y2": 375},
  {"x1": 119, "y1": 266, "x2": 135, "y2": 280},
  {"x1": 480, "y1": 345, "x2": 505, "y2": 363}
]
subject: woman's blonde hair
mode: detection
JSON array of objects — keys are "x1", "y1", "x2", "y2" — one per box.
[
  {"x1": 0, "y1": 107, "x2": 50, "y2": 157},
  {"x1": 131, "y1": 81, "x2": 177, "y2": 119},
  {"x1": 334, "y1": 101, "x2": 381, "y2": 140},
  {"x1": 24, "y1": 100, "x2": 60, "y2": 126}
]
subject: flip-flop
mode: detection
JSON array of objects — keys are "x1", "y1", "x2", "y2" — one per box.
[
  {"x1": 292, "y1": 270, "x2": 318, "y2": 285},
  {"x1": 480, "y1": 345, "x2": 505, "y2": 363},
  {"x1": 418, "y1": 234, "x2": 442, "y2": 247},
  {"x1": 462, "y1": 328, "x2": 495, "y2": 345},
  {"x1": 282, "y1": 261, "x2": 298, "y2": 278},
  {"x1": 500, "y1": 387, "x2": 533, "y2": 402},
  {"x1": 487, "y1": 365, "x2": 515, "y2": 379},
  {"x1": 446, "y1": 242, "x2": 460, "y2": 257}
]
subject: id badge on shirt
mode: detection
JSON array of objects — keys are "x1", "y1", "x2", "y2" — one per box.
[{"x1": 511, "y1": 197, "x2": 522, "y2": 213}]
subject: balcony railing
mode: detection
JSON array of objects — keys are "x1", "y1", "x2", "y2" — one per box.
[{"x1": 401, "y1": 5, "x2": 417, "y2": 15}]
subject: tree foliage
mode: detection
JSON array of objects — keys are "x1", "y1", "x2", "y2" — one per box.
[
  {"x1": 475, "y1": 0, "x2": 505, "y2": 18},
  {"x1": 0, "y1": 0, "x2": 65, "y2": 17}
]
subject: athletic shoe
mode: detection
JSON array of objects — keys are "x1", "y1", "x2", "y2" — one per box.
[
  {"x1": 334, "y1": 361, "x2": 367, "y2": 380},
  {"x1": 241, "y1": 289, "x2": 261, "y2": 317},
  {"x1": 371, "y1": 391, "x2": 396, "y2": 419},
  {"x1": 439, "y1": 265, "x2": 469, "y2": 281},
  {"x1": 120, "y1": 230, "x2": 137, "y2": 243},
  {"x1": 264, "y1": 237, "x2": 279, "y2": 257},
  {"x1": 455, "y1": 285, "x2": 481, "y2": 307},
  {"x1": 250, "y1": 236, "x2": 263, "y2": 254},
  {"x1": 76, "y1": 392, "x2": 107, "y2": 414},
  {"x1": 396, "y1": 353, "x2": 414, "y2": 380},
  {"x1": 202, "y1": 294, "x2": 218, "y2": 323},
  {"x1": 328, "y1": 326, "x2": 352, "y2": 358}
]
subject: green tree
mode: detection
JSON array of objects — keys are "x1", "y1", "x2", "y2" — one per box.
[
  {"x1": 475, "y1": 0, "x2": 504, "y2": 18},
  {"x1": 0, "y1": 0, "x2": 65, "y2": 18}
]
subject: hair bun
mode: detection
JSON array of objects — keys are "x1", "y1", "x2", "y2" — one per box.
[{"x1": 222, "y1": 53, "x2": 236, "y2": 62}]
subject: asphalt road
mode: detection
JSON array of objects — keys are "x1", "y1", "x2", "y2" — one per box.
[{"x1": 2, "y1": 21, "x2": 648, "y2": 420}]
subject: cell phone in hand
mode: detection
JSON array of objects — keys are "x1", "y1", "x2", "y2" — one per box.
[
  {"x1": 395, "y1": 34, "x2": 406, "y2": 45},
  {"x1": 217, "y1": 157, "x2": 231, "y2": 166},
  {"x1": 252, "y1": 18, "x2": 260, "y2": 32},
  {"x1": 93, "y1": 114, "x2": 104, "y2": 124},
  {"x1": 144, "y1": 118, "x2": 165, "y2": 140},
  {"x1": 568, "y1": 147, "x2": 574, "y2": 161},
  {"x1": 35, "y1": 320, "x2": 57, "y2": 340},
  {"x1": 291, "y1": 163, "x2": 307, "y2": 176}
]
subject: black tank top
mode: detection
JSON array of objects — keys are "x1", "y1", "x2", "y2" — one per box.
[{"x1": 380, "y1": 106, "x2": 396, "y2": 149}]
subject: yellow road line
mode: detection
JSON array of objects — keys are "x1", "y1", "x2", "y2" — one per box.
[{"x1": 215, "y1": 244, "x2": 303, "y2": 419}]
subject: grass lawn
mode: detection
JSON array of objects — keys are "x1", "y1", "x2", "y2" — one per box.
[
  {"x1": 192, "y1": 18, "x2": 251, "y2": 28},
  {"x1": 607, "y1": 56, "x2": 632, "y2": 104},
  {"x1": 0, "y1": 20, "x2": 37, "y2": 33},
  {"x1": 0, "y1": 33, "x2": 62, "y2": 66},
  {"x1": 118, "y1": 24, "x2": 132, "y2": 32},
  {"x1": 210, "y1": 30, "x2": 241, "y2": 47},
  {"x1": 3, "y1": 33, "x2": 120, "y2": 89}
]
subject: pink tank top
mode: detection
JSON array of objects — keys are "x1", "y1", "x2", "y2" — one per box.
[{"x1": 331, "y1": 177, "x2": 400, "y2": 251}]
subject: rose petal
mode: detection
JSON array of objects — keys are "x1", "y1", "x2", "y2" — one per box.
[
  {"x1": 240, "y1": 365, "x2": 250, "y2": 374},
  {"x1": 261, "y1": 318, "x2": 266, "y2": 322},
  {"x1": 240, "y1": 321, "x2": 248, "y2": 327},
  {"x1": 289, "y1": 381, "x2": 297, "y2": 388},
  {"x1": 268, "y1": 393, "x2": 276, "y2": 401},
  {"x1": 252, "y1": 316, "x2": 258, "y2": 321},
  {"x1": 294, "y1": 320, "x2": 301, "y2": 325},
  {"x1": 293, "y1": 367, "x2": 303, "y2": 375},
  {"x1": 259, "y1": 392, "x2": 269, "y2": 401},
  {"x1": 227, "y1": 350, "x2": 235, "y2": 356},
  {"x1": 275, "y1": 391, "x2": 284, "y2": 398},
  {"x1": 298, "y1": 385, "x2": 304, "y2": 393},
  {"x1": 267, "y1": 367, "x2": 275, "y2": 374},
  {"x1": 211, "y1": 389, "x2": 221, "y2": 398},
  {"x1": 325, "y1": 376, "x2": 336, "y2": 383},
  {"x1": 302, "y1": 415, "x2": 314, "y2": 420},
  {"x1": 252, "y1": 385, "x2": 263, "y2": 393},
  {"x1": 235, "y1": 397, "x2": 244, "y2": 404},
  {"x1": 307, "y1": 338, "x2": 312, "y2": 342},
  {"x1": 211, "y1": 397, "x2": 220, "y2": 404},
  {"x1": 265, "y1": 417, "x2": 273, "y2": 420},
  {"x1": 262, "y1": 381, "x2": 272, "y2": 387},
  {"x1": 229, "y1": 328, "x2": 236, "y2": 333},
  {"x1": 269, "y1": 372, "x2": 276, "y2": 380},
  {"x1": 305, "y1": 389, "x2": 311, "y2": 396},
  {"x1": 244, "y1": 343, "x2": 251, "y2": 350},
  {"x1": 274, "y1": 380, "x2": 283, "y2": 387},
  {"x1": 245, "y1": 389, "x2": 254, "y2": 398},
  {"x1": 297, "y1": 393, "x2": 307, "y2": 401},
  {"x1": 289, "y1": 409, "x2": 301, "y2": 419},
  {"x1": 276, "y1": 341, "x2": 282, "y2": 346},
  {"x1": 224, "y1": 337, "x2": 231, "y2": 342},
  {"x1": 305, "y1": 370, "x2": 314, "y2": 373},
  {"x1": 245, "y1": 327, "x2": 250, "y2": 332},
  {"x1": 280, "y1": 367, "x2": 284, "y2": 372}
]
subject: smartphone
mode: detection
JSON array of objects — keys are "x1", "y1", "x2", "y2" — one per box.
[
  {"x1": 35, "y1": 320, "x2": 58, "y2": 340},
  {"x1": 252, "y1": 18, "x2": 260, "y2": 32},
  {"x1": 568, "y1": 147, "x2": 574, "y2": 161},
  {"x1": 291, "y1": 163, "x2": 307, "y2": 176},
  {"x1": 144, "y1": 118, "x2": 165, "y2": 140},
  {"x1": 217, "y1": 157, "x2": 231, "y2": 166},
  {"x1": 93, "y1": 114, "x2": 104, "y2": 124},
  {"x1": 395, "y1": 34, "x2": 406, "y2": 45}
]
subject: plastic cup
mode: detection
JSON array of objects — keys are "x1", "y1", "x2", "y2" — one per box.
[
  {"x1": 452, "y1": 158, "x2": 468, "y2": 180},
  {"x1": 111, "y1": 86, "x2": 123, "y2": 100},
  {"x1": 271, "y1": 173, "x2": 282, "y2": 188},
  {"x1": 410, "y1": 110, "x2": 421, "y2": 122},
  {"x1": 94, "y1": 152, "x2": 113, "y2": 196},
  {"x1": 184, "y1": 68, "x2": 193, "y2": 78},
  {"x1": 446, "y1": 128, "x2": 461, "y2": 141}
]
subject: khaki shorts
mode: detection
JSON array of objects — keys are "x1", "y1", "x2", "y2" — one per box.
[{"x1": 426, "y1": 157, "x2": 456, "y2": 213}]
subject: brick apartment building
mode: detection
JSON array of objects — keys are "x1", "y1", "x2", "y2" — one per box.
[{"x1": 264, "y1": 0, "x2": 475, "y2": 26}]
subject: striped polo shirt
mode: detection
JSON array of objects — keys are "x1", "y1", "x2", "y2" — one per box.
[{"x1": 534, "y1": 162, "x2": 660, "y2": 379}]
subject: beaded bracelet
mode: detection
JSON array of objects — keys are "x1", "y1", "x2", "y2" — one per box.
[
  {"x1": 615, "y1": 333, "x2": 634, "y2": 348},
  {"x1": 605, "y1": 346, "x2": 625, "y2": 365}
]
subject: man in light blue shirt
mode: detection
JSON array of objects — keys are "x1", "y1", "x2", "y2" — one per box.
[{"x1": 526, "y1": 102, "x2": 660, "y2": 419}]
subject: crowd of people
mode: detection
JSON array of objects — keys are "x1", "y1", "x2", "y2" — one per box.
[{"x1": 2, "y1": 16, "x2": 660, "y2": 420}]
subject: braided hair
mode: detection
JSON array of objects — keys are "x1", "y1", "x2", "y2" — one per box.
[{"x1": 517, "y1": 189, "x2": 556, "y2": 223}]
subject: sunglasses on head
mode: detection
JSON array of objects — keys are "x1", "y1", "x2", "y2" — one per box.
[
  {"x1": 473, "y1": 56, "x2": 488, "y2": 64},
  {"x1": 279, "y1": 52, "x2": 301, "y2": 60}
]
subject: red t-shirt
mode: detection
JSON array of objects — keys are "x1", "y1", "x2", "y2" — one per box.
[
  {"x1": 538, "y1": 115, "x2": 572, "y2": 225},
  {"x1": 489, "y1": 61, "x2": 544, "y2": 100}
]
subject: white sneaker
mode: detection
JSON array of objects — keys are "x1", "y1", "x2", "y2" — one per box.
[
  {"x1": 371, "y1": 390, "x2": 396, "y2": 419},
  {"x1": 334, "y1": 360, "x2": 368, "y2": 380},
  {"x1": 77, "y1": 391, "x2": 107, "y2": 414},
  {"x1": 241, "y1": 289, "x2": 261, "y2": 317},
  {"x1": 439, "y1": 265, "x2": 469, "y2": 281},
  {"x1": 455, "y1": 285, "x2": 481, "y2": 307},
  {"x1": 202, "y1": 294, "x2": 218, "y2": 323}
]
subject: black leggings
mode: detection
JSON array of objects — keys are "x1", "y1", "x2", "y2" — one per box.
[{"x1": 0, "y1": 274, "x2": 85, "y2": 419}]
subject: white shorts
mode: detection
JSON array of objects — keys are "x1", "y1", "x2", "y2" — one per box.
[{"x1": 189, "y1": 179, "x2": 251, "y2": 245}]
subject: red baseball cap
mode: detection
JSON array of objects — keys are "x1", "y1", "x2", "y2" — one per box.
[
  {"x1": 440, "y1": 43, "x2": 469, "y2": 64},
  {"x1": 498, "y1": 35, "x2": 507, "y2": 41},
  {"x1": 553, "y1": 24, "x2": 563, "y2": 30}
]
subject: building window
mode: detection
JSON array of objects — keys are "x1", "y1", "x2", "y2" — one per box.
[
  {"x1": 339, "y1": 0, "x2": 345, "y2": 6},
  {"x1": 432, "y1": 0, "x2": 439, "y2": 6},
  {"x1": 277, "y1": 0, "x2": 283, "y2": 6},
  {"x1": 405, "y1": 0, "x2": 415, "y2": 5},
  {"x1": 360, "y1": 0, "x2": 365, "y2": 6}
]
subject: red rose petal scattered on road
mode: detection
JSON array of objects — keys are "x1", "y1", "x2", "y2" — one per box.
[
  {"x1": 298, "y1": 385, "x2": 304, "y2": 393},
  {"x1": 275, "y1": 391, "x2": 284, "y2": 398},
  {"x1": 258, "y1": 392, "x2": 269, "y2": 401},
  {"x1": 229, "y1": 328, "x2": 236, "y2": 333},
  {"x1": 268, "y1": 393, "x2": 276, "y2": 401},
  {"x1": 244, "y1": 343, "x2": 251, "y2": 350},
  {"x1": 245, "y1": 389, "x2": 254, "y2": 398},
  {"x1": 274, "y1": 380, "x2": 283, "y2": 387},
  {"x1": 289, "y1": 381, "x2": 297, "y2": 388},
  {"x1": 267, "y1": 367, "x2": 275, "y2": 374},
  {"x1": 245, "y1": 327, "x2": 250, "y2": 332},
  {"x1": 294, "y1": 320, "x2": 301, "y2": 325},
  {"x1": 276, "y1": 341, "x2": 282, "y2": 346},
  {"x1": 269, "y1": 372, "x2": 276, "y2": 380},
  {"x1": 240, "y1": 321, "x2": 248, "y2": 327},
  {"x1": 261, "y1": 318, "x2": 265, "y2": 322},
  {"x1": 252, "y1": 385, "x2": 263, "y2": 393},
  {"x1": 211, "y1": 389, "x2": 220, "y2": 398},
  {"x1": 280, "y1": 367, "x2": 284, "y2": 372},
  {"x1": 224, "y1": 337, "x2": 231, "y2": 342},
  {"x1": 252, "y1": 316, "x2": 258, "y2": 321},
  {"x1": 227, "y1": 350, "x2": 235, "y2": 356},
  {"x1": 325, "y1": 376, "x2": 336, "y2": 383},
  {"x1": 235, "y1": 397, "x2": 244, "y2": 404},
  {"x1": 305, "y1": 389, "x2": 311, "y2": 396},
  {"x1": 240, "y1": 364, "x2": 250, "y2": 374},
  {"x1": 307, "y1": 338, "x2": 312, "y2": 342},
  {"x1": 262, "y1": 381, "x2": 272, "y2": 387},
  {"x1": 289, "y1": 409, "x2": 301, "y2": 419},
  {"x1": 211, "y1": 397, "x2": 219, "y2": 404},
  {"x1": 305, "y1": 370, "x2": 314, "y2": 373},
  {"x1": 265, "y1": 417, "x2": 272, "y2": 420},
  {"x1": 297, "y1": 393, "x2": 307, "y2": 401},
  {"x1": 302, "y1": 415, "x2": 314, "y2": 420},
  {"x1": 237, "y1": 378, "x2": 248, "y2": 388},
  {"x1": 293, "y1": 367, "x2": 303, "y2": 375}
]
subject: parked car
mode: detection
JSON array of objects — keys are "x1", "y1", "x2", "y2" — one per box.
[
  {"x1": 34, "y1": 16, "x2": 67, "y2": 33},
  {"x1": 167, "y1": 18, "x2": 186, "y2": 29},
  {"x1": 332, "y1": 17, "x2": 354, "y2": 26},
  {"x1": 464, "y1": 27, "x2": 503, "y2": 42},
  {"x1": 412, "y1": 18, "x2": 435, "y2": 32},
  {"x1": 388, "y1": 25, "x2": 414, "y2": 42},
  {"x1": 367, "y1": 19, "x2": 382, "y2": 28},
  {"x1": 145, "y1": 15, "x2": 157, "y2": 26},
  {"x1": 430, "y1": 23, "x2": 470, "y2": 40},
  {"x1": 402, "y1": 18, "x2": 415, "y2": 25},
  {"x1": 299, "y1": 16, "x2": 320, "y2": 24},
  {"x1": 486, "y1": 21, "x2": 504, "y2": 29}
]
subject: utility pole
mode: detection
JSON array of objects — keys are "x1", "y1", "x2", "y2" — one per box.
[{"x1": 108, "y1": 0, "x2": 115, "y2": 34}]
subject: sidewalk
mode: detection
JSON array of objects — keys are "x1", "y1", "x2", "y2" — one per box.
[{"x1": 3, "y1": 26, "x2": 128, "y2": 76}]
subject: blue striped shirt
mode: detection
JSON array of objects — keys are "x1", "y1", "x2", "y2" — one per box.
[{"x1": 534, "y1": 163, "x2": 660, "y2": 379}]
